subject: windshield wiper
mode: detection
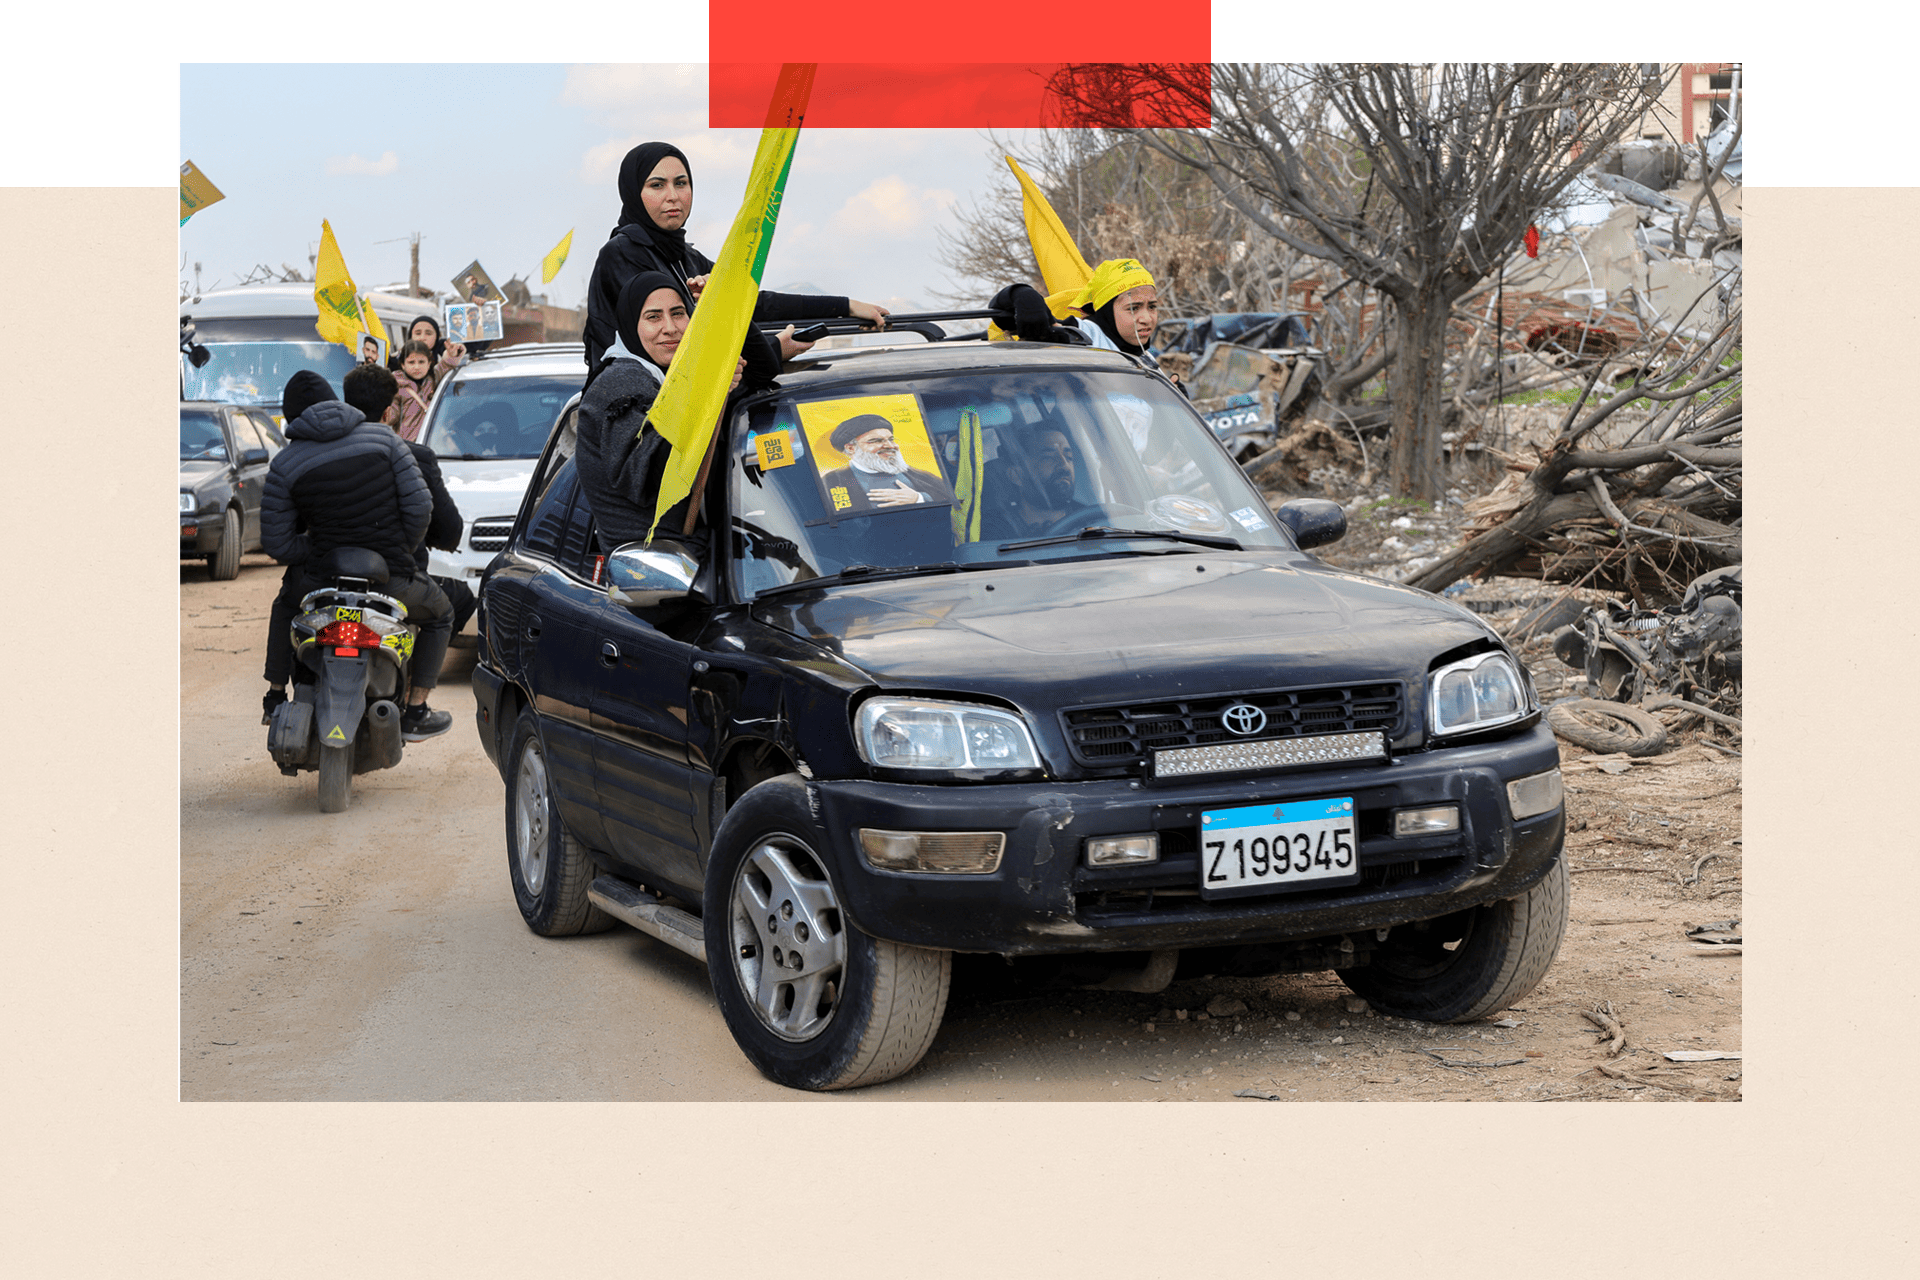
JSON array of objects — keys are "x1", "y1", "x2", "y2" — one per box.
[
  {"x1": 754, "y1": 562, "x2": 964, "y2": 598},
  {"x1": 996, "y1": 526, "x2": 1244, "y2": 553}
]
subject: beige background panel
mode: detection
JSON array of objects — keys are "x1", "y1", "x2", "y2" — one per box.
[{"x1": 4, "y1": 183, "x2": 1912, "y2": 1274}]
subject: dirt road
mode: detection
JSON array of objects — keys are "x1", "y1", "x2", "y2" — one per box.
[{"x1": 182, "y1": 557, "x2": 1741, "y2": 1102}]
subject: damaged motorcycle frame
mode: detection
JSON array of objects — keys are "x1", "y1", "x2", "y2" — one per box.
[{"x1": 1551, "y1": 566, "x2": 1742, "y2": 706}]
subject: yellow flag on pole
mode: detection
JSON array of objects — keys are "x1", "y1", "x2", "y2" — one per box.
[
  {"x1": 1007, "y1": 156, "x2": 1094, "y2": 318},
  {"x1": 312, "y1": 221, "x2": 365, "y2": 350},
  {"x1": 541, "y1": 229, "x2": 574, "y2": 284},
  {"x1": 646, "y1": 63, "x2": 816, "y2": 540},
  {"x1": 359, "y1": 297, "x2": 388, "y2": 349}
]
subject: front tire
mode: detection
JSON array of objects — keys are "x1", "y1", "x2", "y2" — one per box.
[
  {"x1": 1339, "y1": 855, "x2": 1569, "y2": 1023},
  {"x1": 317, "y1": 742, "x2": 353, "y2": 813},
  {"x1": 704, "y1": 774, "x2": 950, "y2": 1090},
  {"x1": 505, "y1": 708, "x2": 613, "y2": 936},
  {"x1": 209, "y1": 508, "x2": 242, "y2": 580}
]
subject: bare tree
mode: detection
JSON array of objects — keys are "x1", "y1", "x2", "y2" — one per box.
[
  {"x1": 1405, "y1": 299, "x2": 1741, "y2": 602},
  {"x1": 1057, "y1": 63, "x2": 1670, "y2": 501}
]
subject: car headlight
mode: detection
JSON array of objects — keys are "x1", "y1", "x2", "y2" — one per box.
[
  {"x1": 1428, "y1": 651, "x2": 1530, "y2": 736},
  {"x1": 180, "y1": 492, "x2": 196, "y2": 514},
  {"x1": 855, "y1": 698, "x2": 1041, "y2": 772}
]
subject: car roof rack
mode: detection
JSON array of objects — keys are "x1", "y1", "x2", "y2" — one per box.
[{"x1": 753, "y1": 309, "x2": 1005, "y2": 345}]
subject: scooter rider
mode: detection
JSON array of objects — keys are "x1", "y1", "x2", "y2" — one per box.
[{"x1": 258, "y1": 370, "x2": 455, "y2": 741}]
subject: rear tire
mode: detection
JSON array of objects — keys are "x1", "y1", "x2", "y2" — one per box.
[
  {"x1": 317, "y1": 742, "x2": 353, "y2": 813},
  {"x1": 1340, "y1": 856, "x2": 1569, "y2": 1023},
  {"x1": 705, "y1": 774, "x2": 950, "y2": 1090},
  {"x1": 1546, "y1": 697, "x2": 1667, "y2": 756},
  {"x1": 209, "y1": 508, "x2": 242, "y2": 580},
  {"x1": 505, "y1": 708, "x2": 613, "y2": 936}
]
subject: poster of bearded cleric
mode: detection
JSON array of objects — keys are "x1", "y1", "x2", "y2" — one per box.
[{"x1": 797, "y1": 394, "x2": 954, "y2": 516}]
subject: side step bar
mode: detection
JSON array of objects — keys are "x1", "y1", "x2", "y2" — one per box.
[{"x1": 588, "y1": 876, "x2": 707, "y2": 964}]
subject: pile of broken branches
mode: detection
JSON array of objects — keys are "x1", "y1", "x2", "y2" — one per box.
[{"x1": 1406, "y1": 304, "x2": 1740, "y2": 605}]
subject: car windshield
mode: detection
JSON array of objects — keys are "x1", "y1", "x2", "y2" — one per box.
[
  {"x1": 181, "y1": 408, "x2": 227, "y2": 460},
  {"x1": 421, "y1": 373, "x2": 581, "y2": 460},
  {"x1": 181, "y1": 341, "x2": 359, "y2": 409},
  {"x1": 728, "y1": 365, "x2": 1294, "y2": 597}
]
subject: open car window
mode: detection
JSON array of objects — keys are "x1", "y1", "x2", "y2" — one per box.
[{"x1": 728, "y1": 367, "x2": 1291, "y2": 598}]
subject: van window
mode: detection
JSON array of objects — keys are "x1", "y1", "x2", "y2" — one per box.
[{"x1": 183, "y1": 340, "x2": 359, "y2": 408}]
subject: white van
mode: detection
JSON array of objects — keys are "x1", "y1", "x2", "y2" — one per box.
[{"x1": 180, "y1": 283, "x2": 440, "y2": 416}]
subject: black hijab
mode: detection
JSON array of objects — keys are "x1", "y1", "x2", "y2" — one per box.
[
  {"x1": 614, "y1": 141, "x2": 695, "y2": 264},
  {"x1": 614, "y1": 271, "x2": 692, "y2": 368},
  {"x1": 390, "y1": 314, "x2": 444, "y2": 368},
  {"x1": 1090, "y1": 298, "x2": 1147, "y2": 357}
]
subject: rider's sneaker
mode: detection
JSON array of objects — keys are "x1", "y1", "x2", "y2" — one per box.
[
  {"x1": 262, "y1": 687, "x2": 287, "y2": 725},
  {"x1": 400, "y1": 702, "x2": 453, "y2": 742}
]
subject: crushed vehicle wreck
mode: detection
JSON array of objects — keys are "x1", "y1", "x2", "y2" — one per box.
[{"x1": 470, "y1": 332, "x2": 1569, "y2": 1091}]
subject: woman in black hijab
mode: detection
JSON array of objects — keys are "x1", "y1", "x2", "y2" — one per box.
[
  {"x1": 582, "y1": 141, "x2": 891, "y2": 367},
  {"x1": 575, "y1": 270, "x2": 779, "y2": 550}
]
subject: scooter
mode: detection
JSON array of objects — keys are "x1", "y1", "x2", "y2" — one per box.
[{"x1": 265, "y1": 547, "x2": 416, "y2": 812}]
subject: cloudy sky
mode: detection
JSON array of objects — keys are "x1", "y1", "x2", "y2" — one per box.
[{"x1": 180, "y1": 63, "x2": 1037, "y2": 314}]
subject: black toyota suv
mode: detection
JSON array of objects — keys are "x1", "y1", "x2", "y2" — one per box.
[{"x1": 471, "y1": 338, "x2": 1567, "y2": 1091}]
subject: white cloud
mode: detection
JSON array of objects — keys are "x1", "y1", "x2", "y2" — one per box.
[
  {"x1": 827, "y1": 176, "x2": 957, "y2": 238},
  {"x1": 561, "y1": 63, "x2": 708, "y2": 135},
  {"x1": 325, "y1": 150, "x2": 398, "y2": 177}
]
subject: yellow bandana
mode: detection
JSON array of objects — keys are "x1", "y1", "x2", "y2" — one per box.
[{"x1": 1060, "y1": 258, "x2": 1155, "y2": 316}]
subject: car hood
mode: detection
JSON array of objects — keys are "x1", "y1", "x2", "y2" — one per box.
[
  {"x1": 180, "y1": 459, "x2": 230, "y2": 488},
  {"x1": 753, "y1": 552, "x2": 1496, "y2": 709},
  {"x1": 435, "y1": 457, "x2": 538, "y2": 522}
]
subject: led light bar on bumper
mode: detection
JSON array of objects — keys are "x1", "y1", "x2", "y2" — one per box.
[
  {"x1": 855, "y1": 698, "x2": 1041, "y2": 772},
  {"x1": 1153, "y1": 730, "x2": 1386, "y2": 779},
  {"x1": 1428, "y1": 651, "x2": 1531, "y2": 737}
]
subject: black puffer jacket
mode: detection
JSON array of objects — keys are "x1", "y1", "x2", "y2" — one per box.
[
  {"x1": 260, "y1": 400, "x2": 429, "y2": 573},
  {"x1": 407, "y1": 440, "x2": 465, "y2": 574},
  {"x1": 582, "y1": 227, "x2": 849, "y2": 368}
]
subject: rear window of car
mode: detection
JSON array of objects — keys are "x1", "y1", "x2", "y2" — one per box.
[{"x1": 421, "y1": 373, "x2": 582, "y2": 461}]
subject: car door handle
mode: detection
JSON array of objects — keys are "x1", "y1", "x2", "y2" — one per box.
[
  {"x1": 599, "y1": 641, "x2": 620, "y2": 668},
  {"x1": 526, "y1": 613, "x2": 542, "y2": 639}
]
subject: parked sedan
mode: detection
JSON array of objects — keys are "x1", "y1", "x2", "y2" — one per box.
[{"x1": 181, "y1": 401, "x2": 285, "y2": 579}]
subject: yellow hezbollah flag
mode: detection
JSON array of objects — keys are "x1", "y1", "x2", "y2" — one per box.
[
  {"x1": 1007, "y1": 156, "x2": 1093, "y2": 319},
  {"x1": 541, "y1": 229, "x2": 574, "y2": 285},
  {"x1": 179, "y1": 160, "x2": 225, "y2": 226},
  {"x1": 312, "y1": 221, "x2": 365, "y2": 350},
  {"x1": 647, "y1": 63, "x2": 815, "y2": 539}
]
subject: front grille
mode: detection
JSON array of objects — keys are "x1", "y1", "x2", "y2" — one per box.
[
  {"x1": 468, "y1": 515, "x2": 517, "y2": 553},
  {"x1": 1062, "y1": 683, "x2": 1405, "y2": 771}
]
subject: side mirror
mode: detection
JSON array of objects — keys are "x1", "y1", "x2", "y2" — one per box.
[
  {"x1": 240, "y1": 447, "x2": 269, "y2": 465},
  {"x1": 606, "y1": 543, "x2": 702, "y2": 608},
  {"x1": 1274, "y1": 498, "x2": 1347, "y2": 550}
]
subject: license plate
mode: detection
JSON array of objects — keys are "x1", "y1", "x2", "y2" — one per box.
[{"x1": 1199, "y1": 796, "x2": 1360, "y2": 899}]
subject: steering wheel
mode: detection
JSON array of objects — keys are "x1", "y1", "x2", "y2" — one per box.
[{"x1": 1038, "y1": 504, "x2": 1146, "y2": 538}]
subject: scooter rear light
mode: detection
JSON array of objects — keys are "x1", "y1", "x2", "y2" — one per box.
[{"x1": 318, "y1": 619, "x2": 383, "y2": 648}]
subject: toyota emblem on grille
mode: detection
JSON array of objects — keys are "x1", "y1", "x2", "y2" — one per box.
[{"x1": 1222, "y1": 703, "x2": 1267, "y2": 736}]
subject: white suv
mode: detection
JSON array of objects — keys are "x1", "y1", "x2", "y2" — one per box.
[{"x1": 418, "y1": 344, "x2": 585, "y2": 618}]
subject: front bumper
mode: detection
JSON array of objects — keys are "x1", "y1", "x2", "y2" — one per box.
[
  {"x1": 812, "y1": 722, "x2": 1564, "y2": 955},
  {"x1": 181, "y1": 513, "x2": 220, "y2": 554}
]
